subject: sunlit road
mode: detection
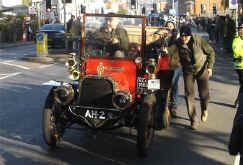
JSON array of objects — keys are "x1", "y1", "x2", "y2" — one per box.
[{"x1": 0, "y1": 30, "x2": 238, "y2": 165}]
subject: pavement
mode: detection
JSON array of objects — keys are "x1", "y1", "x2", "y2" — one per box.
[
  {"x1": 22, "y1": 49, "x2": 71, "y2": 64},
  {"x1": 0, "y1": 40, "x2": 70, "y2": 63},
  {"x1": 0, "y1": 41, "x2": 34, "y2": 49}
]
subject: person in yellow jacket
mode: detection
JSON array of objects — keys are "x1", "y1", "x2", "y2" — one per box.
[{"x1": 233, "y1": 23, "x2": 243, "y2": 107}]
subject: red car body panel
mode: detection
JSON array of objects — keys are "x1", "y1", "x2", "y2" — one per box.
[
  {"x1": 156, "y1": 55, "x2": 170, "y2": 72},
  {"x1": 86, "y1": 57, "x2": 137, "y2": 100}
]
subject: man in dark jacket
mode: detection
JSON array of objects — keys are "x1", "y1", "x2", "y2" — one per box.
[
  {"x1": 168, "y1": 25, "x2": 215, "y2": 130},
  {"x1": 67, "y1": 15, "x2": 75, "y2": 33},
  {"x1": 95, "y1": 16, "x2": 129, "y2": 57},
  {"x1": 229, "y1": 93, "x2": 243, "y2": 164}
]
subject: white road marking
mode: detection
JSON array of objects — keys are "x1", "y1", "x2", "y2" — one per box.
[
  {"x1": 0, "y1": 72, "x2": 21, "y2": 80},
  {"x1": 38, "y1": 63, "x2": 54, "y2": 69},
  {"x1": 0, "y1": 61, "x2": 30, "y2": 70}
]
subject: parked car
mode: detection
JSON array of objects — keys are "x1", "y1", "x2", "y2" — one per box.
[
  {"x1": 40, "y1": 23, "x2": 65, "y2": 48},
  {"x1": 42, "y1": 13, "x2": 174, "y2": 157}
]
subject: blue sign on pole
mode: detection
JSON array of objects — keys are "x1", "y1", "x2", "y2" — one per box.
[
  {"x1": 231, "y1": 0, "x2": 236, "y2": 4},
  {"x1": 37, "y1": 33, "x2": 44, "y2": 41}
]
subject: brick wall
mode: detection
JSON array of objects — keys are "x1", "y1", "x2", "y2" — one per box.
[{"x1": 178, "y1": 0, "x2": 227, "y2": 16}]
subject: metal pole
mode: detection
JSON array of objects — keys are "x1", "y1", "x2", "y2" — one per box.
[
  {"x1": 64, "y1": 2, "x2": 66, "y2": 30},
  {"x1": 37, "y1": 2, "x2": 41, "y2": 30}
]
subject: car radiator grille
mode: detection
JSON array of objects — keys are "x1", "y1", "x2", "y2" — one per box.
[{"x1": 79, "y1": 78, "x2": 114, "y2": 108}]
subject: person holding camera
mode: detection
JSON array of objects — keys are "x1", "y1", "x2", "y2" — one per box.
[
  {"x1": 167, "y1": 25, "x2": 215, "y2": 130},
  {"x1": 165, "y1": 19, "x2": 182, "y2": 118}
]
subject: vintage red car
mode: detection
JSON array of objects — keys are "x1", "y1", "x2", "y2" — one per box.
[{"x1": 42, "y1": 13, "x2": 174, "y2": 157}]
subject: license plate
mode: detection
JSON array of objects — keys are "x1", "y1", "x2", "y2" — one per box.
[
  {"x1": 137, "y1": 77, "x2": 147, "y2": 88},
  {"x1": 148, "y1": 79, "x2": 160, "y2": 90},
  {"x1": 84, "y1": 109, "x2": 106, "y2": 120}
]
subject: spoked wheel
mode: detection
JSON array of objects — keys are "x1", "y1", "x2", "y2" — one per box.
[
  {"x1": 43, "y1": 108, "x2": 58, "y2": 148},
  {"x1": 137, "y1": 95, "x2": 155, "y2": 157}
]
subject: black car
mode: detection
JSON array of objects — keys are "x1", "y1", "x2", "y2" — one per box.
[{"x1": 40, "y1": 23, "x2": 66, "y2": 48}]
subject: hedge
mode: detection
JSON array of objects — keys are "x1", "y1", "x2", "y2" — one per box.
[{"x1": 0, "y1": 14, "x2": 38, "y2": 42}]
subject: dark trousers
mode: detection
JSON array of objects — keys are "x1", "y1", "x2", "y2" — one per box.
[
  {"x1": 183, "y1": 69, "x2": 210, "y2": 122},
  {"x1": 236, "y1": 69, "x2": 243, "y2": 93}
]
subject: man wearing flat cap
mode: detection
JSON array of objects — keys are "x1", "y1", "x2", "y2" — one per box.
[{"x1": 167, "y1": 25, "x2": 215, "y2": 130}]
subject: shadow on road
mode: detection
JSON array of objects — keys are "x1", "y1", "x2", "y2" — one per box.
[
  {"x1": 209, "y1": 100, "x2": 236, "y2": 109},
  {"x1": 0, "y1": 125, "x2": 229, "y2": 165},
  {"x1": 210, "y1": 46, "x2": 238, "y2": 86},
  {"x1": 0, "y1": 77, "x2": 233, "y2": 164}
]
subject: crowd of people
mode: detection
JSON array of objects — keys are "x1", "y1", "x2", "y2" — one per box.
[{"x1": 194, "y1": 14, "x2": 242, "y2": 53}]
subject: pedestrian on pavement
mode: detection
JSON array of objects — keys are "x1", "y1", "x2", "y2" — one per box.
[
  {"x1": 232, "y1": 23, "x2": 243, "y2": 107},
  {"x1": 165, "y1": 19, "x2": 182, "y2": 118},
  {"x1": 71, "y1": 16, "x2": 82, "y2": 50},
  {"x1": 66, "y1": 15, "x2": 75, "y2": 51},
  {"x1": 168, "y1": 25, "x2": 215, "y2": 130},
  {"x1": 49, "y1": 8, "x2": 57, "y2": 24},
  {"x1": 229, "y1": 92, "x2": 243, "y2": 164},
  {"x1": 215, "y1": 15, "x2": 224, "y2": 47},
  {"x1": 223, "y1": 15, "x2": 236, "y2": 53},
  {"x1": 206, "y1": 18, "x2": 215, "y2": 42},
  {"x1": 67, "y1": 15, "x2": 75, "y2": 33}
]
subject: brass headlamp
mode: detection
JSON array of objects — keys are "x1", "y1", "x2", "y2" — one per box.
[
  {"x1": 146, "y1": 58, "x2": 157, "y2": 79},
  {"x1": 112, "y1": 91, "x2": 132, "y2": 110},
  {"x1": 69, "y1": 70, "x2": 80, "y2": 81},
  {"x1": 65, "y1": 56, "x2": 77, "y2": 71},
  {"x1": 54, "y1": 84, "x2": 74, "y2": 105},
  {"x1": 66, "y1": 55, "x2": 80, "y2": 80}
]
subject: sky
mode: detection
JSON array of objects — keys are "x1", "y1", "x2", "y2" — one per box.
[{"x1": 2, "y1": 0, "x2": 22, "y2": 7}]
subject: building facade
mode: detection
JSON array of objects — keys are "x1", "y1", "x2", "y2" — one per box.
[{"x1": 178, "y1": 0, "x2": 227, "y2": 16}]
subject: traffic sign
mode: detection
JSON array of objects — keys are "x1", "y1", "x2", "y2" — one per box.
[
  {"x1": 229, "y1": 0, "x2": 238, "y2": 9},
  {"x1": 29, "y1": 6, "x2": 37, "y2": 15},
  {"x1": 37, "y1": 33, "x2": 44, "y2": 41}
]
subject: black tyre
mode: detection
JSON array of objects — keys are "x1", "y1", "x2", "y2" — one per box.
[
  {"x1": 162, "y1": 90, "x2": 171, "y2": 129},
  {"x1": 43, "y1": 108, "x2": 57, "y2": 148},
  {"x1": 137, "y1": 95, "x2": 155, "y2": 157}
]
